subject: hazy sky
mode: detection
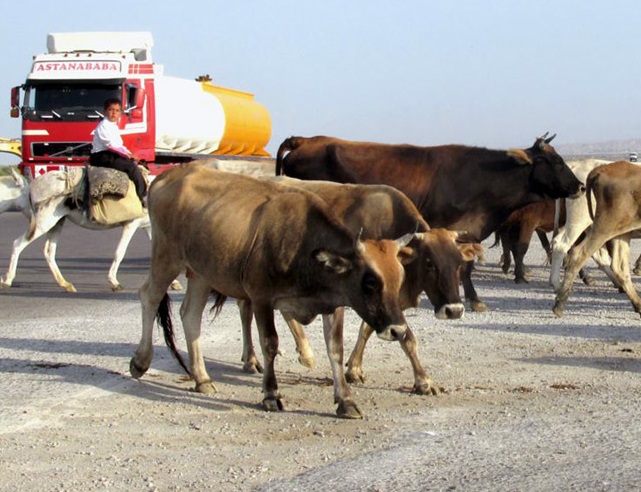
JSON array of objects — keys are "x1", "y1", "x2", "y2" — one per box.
[{"x1": 2, "y1": 0, "x2": 640, "y2": 162}]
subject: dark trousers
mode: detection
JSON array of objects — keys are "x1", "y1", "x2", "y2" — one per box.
[{"x1": 89, "y1": 151, "x2": 147, "y2": 201}]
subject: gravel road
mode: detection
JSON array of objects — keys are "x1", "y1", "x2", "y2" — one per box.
[{"x1": 1, "y1": 210, "x2": 641, "y2": 492}]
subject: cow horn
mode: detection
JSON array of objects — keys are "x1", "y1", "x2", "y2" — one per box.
[
  {"x1": 544, "y1": 133, "x2": 557, "y2": 144},
  {"x1": 396, "y1": 233, "x2": 414, "y2": 248},
  {"x1": 355, "y1": 228, "x2": 365, "y2": 252},
  {"x1": 537, "y1": 131, "x2": 550, "y2": 141}
]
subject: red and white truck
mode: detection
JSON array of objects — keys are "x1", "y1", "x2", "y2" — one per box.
[{"x1": 9, "y1": 31, "x2": 272, "y2": 178}]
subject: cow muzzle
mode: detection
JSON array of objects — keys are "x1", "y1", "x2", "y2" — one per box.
[
  {"x1": 376, "y1": 323, "x2": 408, "y2": 342},
  {"x1": 435, "y1": 302, "x2": 465, "y2": 320},
  {"x1": 570, "y1": 183, "x2": 586, "y2": 199}
]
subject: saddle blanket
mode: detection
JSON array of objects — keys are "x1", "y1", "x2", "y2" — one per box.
[{"x1": 90, "y1": 181, "x2": 144, "y2": 225}]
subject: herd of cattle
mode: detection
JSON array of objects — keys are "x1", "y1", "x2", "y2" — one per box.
[{"x1": 2, "y1": 133, "x2": 641, "y2": 418}]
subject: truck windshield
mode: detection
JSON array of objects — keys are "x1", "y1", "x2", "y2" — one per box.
[{"x1": 23, "y1": 82, "x2": 121, "y2": 122}]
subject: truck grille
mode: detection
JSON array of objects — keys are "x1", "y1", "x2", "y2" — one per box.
[{"x1": 31, "y1": 142, "x2": 92, "y2": 158}]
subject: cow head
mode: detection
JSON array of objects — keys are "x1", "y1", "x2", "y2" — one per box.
[
  {"x1": 516, "y1": 132, "x2": 585, "y2": 200},
  {"x1": 314, "y1": 234, "x2": 413, "y2": 341},
  {"x1": 412, "y1": 230, "x2": 470, "y2": 320}
]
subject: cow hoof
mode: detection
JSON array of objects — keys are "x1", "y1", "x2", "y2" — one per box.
[
  {"x1": 634, "y1": 267, "x2": 641, "y2": 276},
  {"x1": 552, "y1": 302, "x2": 564, "y2": 318},
  {"x1": 170, "y1": 280, "x2": 183, "y2": 291},
  {"x1": 0, "y1": 281, "x2": 11, "y2": 290},
  {"x1": 337, "y1": 400, "x2": 363, "y2": 419},
  {"x1": 470, "y1": 301, "x2": 488, "y2": 313},
  {"x1": 262, "y1": 397, "x2": 284, "y2": 412},
  {"x1": 111, "y1": 284, "x2": 124, "y2": 292},
  {"x1": 345, "y1": 368, "x2": 365, "y2": 385},
  {"x1": 514, "y1": 277, "x2": 529, "y2": 284},
  {"x1": 298, "y1": 354, "x2": 316, "y2": 369},
  {"x1": 63, "y1": 284, "x2": 77, "y2": 293},
  {"x1": 242, "y1": 361, "x2": 263, "y2": 374},
  {"x1": 129, "y1": 358, "x2": 149, "y2": 379},
  {"x1": 582, "y1": 276, "x2": 596, "y2": 286},
  {"x1": 413, "y1": 381, "x2": 439, "y2": 396},
  {"x1": 195, "y1": 381, "x2": 218, "y2": 395}
]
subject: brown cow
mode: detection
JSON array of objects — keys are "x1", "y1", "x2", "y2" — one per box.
[
  {"x1": 494, "y1": 200, "x2": 559, "y2": 283},
  {"x1": 130, "y1": 163, "x2": 413, "y2": 418},
  {"x1": 239, "y1": 178, "x2": 478, "y2": 398},
  {"x1": 276, "y1": 134, "x2": 585, "y2": 312},
  {"x1": 496, "y1": 199, "x2": 598, "y2": 285},
  {"x1": 553, "y1": 160, "x2": 641, "y2": 317}
]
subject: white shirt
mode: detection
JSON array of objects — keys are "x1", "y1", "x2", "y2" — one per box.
[{"x1": 91, "y1": 118, "x2": 132, "y2": 157}]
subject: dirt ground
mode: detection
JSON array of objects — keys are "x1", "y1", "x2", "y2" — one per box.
[{"x1": 1, "y1": 212, "x2": 641, "y2": 491}]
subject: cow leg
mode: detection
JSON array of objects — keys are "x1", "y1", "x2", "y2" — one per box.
[
  {"x1": 131, "y1": 247, "x2": 184, "y2": 379},
  {"x1": 499, "y1": 231, "x2": 511, "y2": 274},
  {"x1": 461, "y1": 260, "x2": 487, "y2": 312},
  {"x1": 512, "y1": 239, "x2": 531, "y2": 284},
  {"x1": 138, "y1": 219, "x2": 182, "y2": 292},
  {"x1": 345, "y1": 320, "x2": 374, "y2": 384},
  {"x1": 179, "y1": 274, "x2": 217, "y2": 393},
  {"x1": 346, "y1": 321, "x2": 436, "y2": 395},
  {"x1": 609, "y1": 235, "x2": 641, "y2": 314},
  {"x1": 513, "y1": 218, "x2": 539, "y2": 283},
  {"x1": 592, "y1": 245, "x2": 620, "y2": 290},
  {"x1": 578, "y1": 266, "x2": 596, "y2": 286},
  {"x1": 398, "y1": 327, "x2": 438, "y2": 395},
  {"x1": 549, "y1": 219, "x2": 592, "y2": 292},
  {"x1": 281, "y1": 312, "x2": 316, "y2": 369},
  {"x1": 1, "y1": 203, "x2": 67, "y2": 290},
  {"x1": 633, "y1": 252, "x2": 641, "y2": 276},
  {"x1": 253, "y1": 303, "x2": 283, "y2": 412},
  {"x1": 107, "y1": 220, "x2": 140, "y2": 291},
  {"x1": 536, "y1": 229, "x2": 552, "y2": 263},
  {"x1": 323, "y1": 308, "x2": 362, "y2": 419},
  {"x1": 237, "y1": 299, "x2": 263, "y2": 374},
  {"x1": 553, "y1": 227, "x2": 629, "y2": 317},
  {"x1": 42, "y1": 220, "x2": 77, "y2": 293}
]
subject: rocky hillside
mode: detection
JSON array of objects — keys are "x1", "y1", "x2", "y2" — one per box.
[{"x1": 556, "y1": 138, "x2": 641, "y2": 160}]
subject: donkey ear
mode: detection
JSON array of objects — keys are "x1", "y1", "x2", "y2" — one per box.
[{"x1": 314, "y1": 249, "x2": 353, "y2": 274}]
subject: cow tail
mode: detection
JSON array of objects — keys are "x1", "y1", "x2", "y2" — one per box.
[
  {"x1": 275, "y1": 136, "x2": 303, "y2": 176},
  {"x1": 156, "y1": 293, "x2": 192, "y2": 376},
  {"x1": 586, "y1": 173, "x2": 598, "y2": 221},
  {"x1": 209, "y1": 292, "x2": 227, "y2": 318},
  {"x1": 490, "y1": 230, "x2": 500, "y2": 249}
]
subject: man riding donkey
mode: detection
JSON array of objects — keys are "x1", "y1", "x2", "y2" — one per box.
[{"x1": 90, "y1": 98, "x2": 147, "y2": 206}]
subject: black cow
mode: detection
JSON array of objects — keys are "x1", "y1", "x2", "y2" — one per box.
[{"x1": 276, "y1": 133, "x2": 585, "y2": 311}]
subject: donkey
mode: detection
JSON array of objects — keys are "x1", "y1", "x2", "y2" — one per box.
[{"x1": 1, "y1": 167, "x2": 181, "y2": 292}]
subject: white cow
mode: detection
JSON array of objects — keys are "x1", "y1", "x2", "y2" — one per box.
[
  {"x1": 549, "y1": 159, "x2": 619, "y2": 291},
  {"x1": 0, "y1": 167, "x2": 180, "y2": 292}
]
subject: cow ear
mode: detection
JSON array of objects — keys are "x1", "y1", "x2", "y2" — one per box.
[
  {"x1": 507, "y1": 149, "x2": 533, "y2": 165},
  {"x1": 457, "y1": 242, "x2": 484, "y2": 262},
  {"x1": 398, "y1": 246, "x2": 418, "y2": 265},
  {"x1": 314, "y1": 249, "x2": 353, "y2": 274}
]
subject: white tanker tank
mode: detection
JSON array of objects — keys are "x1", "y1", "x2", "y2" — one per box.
[{"x1": 154, "y1": 75, "x2": 271, "y2": 157}]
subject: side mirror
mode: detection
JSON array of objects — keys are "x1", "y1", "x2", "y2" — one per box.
[
  {"x1": 135, "y1": 87, "x2": 146, "y2": 109},
  {"x1": 124, "y1": 86, "x2": 146, "y2": 120},
  {"x1": 10, "y1": 86, "x2": 20, "y2": 118}
]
